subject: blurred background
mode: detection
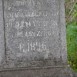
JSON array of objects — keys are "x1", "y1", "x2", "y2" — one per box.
[{"x1": 65, "y1": 0, "x2": 77, "y2": 72}]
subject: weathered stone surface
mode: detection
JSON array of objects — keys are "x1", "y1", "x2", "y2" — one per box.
[
  {"x1": 0, "y1": 67, "x2": 74, "y2": 77},
  {"x1": 3, "y1": 0, "x2": 67, "y2": 68},
  {"x1": 0, "y1": 0, "x2": 5, "y2": 65},
  {"x1": 0, "y1": 0, "x2": 73, "y2": 77}
]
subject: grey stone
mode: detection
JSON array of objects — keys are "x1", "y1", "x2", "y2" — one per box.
[
  {"x1": 0, "y1": 0, "x2": 74, "y2": 77},
  {"x1": 3, "y1": 0, "x2": 67, "y2": 68},
  {"x1": 0, "y1": 0, "x2": 5, "y2": 65}
]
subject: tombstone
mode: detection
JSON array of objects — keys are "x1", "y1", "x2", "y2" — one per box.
[{"x1": 0, "y1": 0, "x2": 74, "y2": 77}]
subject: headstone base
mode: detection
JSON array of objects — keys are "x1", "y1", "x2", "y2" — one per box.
[{"x1": 0, "y1": 66, "x2": 74, "y2": 77}]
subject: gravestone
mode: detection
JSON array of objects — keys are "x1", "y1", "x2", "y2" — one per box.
[{"x1": 0, "y1": 0, "x2": 73, "y2": 77}]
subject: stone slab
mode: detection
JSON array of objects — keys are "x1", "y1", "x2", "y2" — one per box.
[
  {"x1": 2, "y1": 0, "x2": 67, "y2": 68},
  {"x1": 0, "y1": 0, "x2": 71, "y2": 77},
  {"x1": 0, "y1": 67, "x2": 74, "y2": 77}
]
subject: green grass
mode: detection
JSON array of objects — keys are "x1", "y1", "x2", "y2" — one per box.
[{"x1": 67, "y1": 23, "x2": 77, "y2": 72}]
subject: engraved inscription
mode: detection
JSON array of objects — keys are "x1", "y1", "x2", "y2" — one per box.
[{"x1": 4, "y1": 0, "x2": 60, "y2": 67}]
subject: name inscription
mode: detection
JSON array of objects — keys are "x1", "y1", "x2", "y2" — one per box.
[{"x1": 4, "y1": 0, "x2": 60, "y2": 60}]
